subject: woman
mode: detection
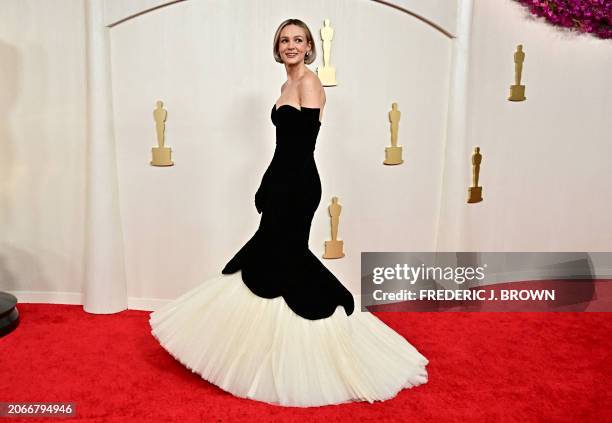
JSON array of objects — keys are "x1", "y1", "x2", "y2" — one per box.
[{"x1": 150, "y1": 18, "x2": 428, "y2": 407}]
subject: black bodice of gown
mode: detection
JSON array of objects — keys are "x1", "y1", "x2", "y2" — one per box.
[{"x1": 221, "y1": 104, "x2": 355, "y2": 320}]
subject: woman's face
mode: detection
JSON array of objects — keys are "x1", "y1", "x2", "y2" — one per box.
[{"x1": 278, "y1": 24, "x2": 311, "y2": 65}]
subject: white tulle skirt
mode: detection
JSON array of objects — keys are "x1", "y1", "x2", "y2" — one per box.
[{"x1": 149, "y1": 271, "x2": 428, "y2": 407}]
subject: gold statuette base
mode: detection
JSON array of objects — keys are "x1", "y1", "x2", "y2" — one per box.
[
  {"x1": 383, "y1": 146, "x2": 403, "y2": 165},
  {"x1": 323, "y1": 240, "x2": 345, "y2": 259},
  {"x1": 151, "y1": 147, "x2": 174, "y2": 166},
  {"x1": 317, "y1": 66, "x2": 337, "y2": 87},
  {"x1": 508, "y1": 85, "x2": 526, "y2": 101},
  {"x1": 467, "y1": 186, "x2": 483, "y2": 203}
]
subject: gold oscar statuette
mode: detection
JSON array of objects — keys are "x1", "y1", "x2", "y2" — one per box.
[
  {"x1": 467, "y1": 147, "x2": 483, "y2": 203},
  {"x1": 508, "y1": 44, "x2": 526, "y2": 102},
  {"x1": 316, "y1": 19, "x2": 338, "y2": 87},
  {"x1": 383, "y1": 102, "x2": 403, "y2": 165},
  {"x1": 151, "y1": 100, "x2": 174, "y2": 166},
  {"x1": 323, "y1": 197, "x2": 345, "y2": 259}
]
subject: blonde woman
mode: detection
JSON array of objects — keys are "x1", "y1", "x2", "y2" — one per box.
[{"x1": 150, "y1": 18, "x2": 428, "y2": 407}]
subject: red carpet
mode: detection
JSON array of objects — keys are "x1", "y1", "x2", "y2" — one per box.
[{"x1": 0, "y1": 304, "x2": 610, "y2": 422}]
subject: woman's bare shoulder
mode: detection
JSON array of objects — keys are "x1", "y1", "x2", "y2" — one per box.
[
  {"x1": 299, "y1": 70, "x2": 322, "y2": 89},
  {"x1": 299, "y1": 71, "x2": 324, "y2": 108}
]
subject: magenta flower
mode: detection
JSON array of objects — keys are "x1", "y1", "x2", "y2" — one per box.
[{"x1": 516, "y1": 0, "x2": 612, "y2": 39}]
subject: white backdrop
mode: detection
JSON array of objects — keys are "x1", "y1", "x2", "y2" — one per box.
[
  {"x1": 436, "y1": 0, "x2": 612, "y2": 251},
  {"x1": 109, "y1": 0, "x2": 453, "y2": 305},
  {"x1": 0, "y1": 0, "x2": 87, "y2": 304},
  {"x1": 2, "y1": 0, "x2": 610, "y2": 312}
]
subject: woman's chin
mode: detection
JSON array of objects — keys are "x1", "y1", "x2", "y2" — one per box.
[{"x1": 283, "y1": 57, "x2": 302, "y2": 65}]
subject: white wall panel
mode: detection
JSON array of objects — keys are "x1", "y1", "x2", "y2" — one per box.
[
  {"x1": 0, "y1": 0, "x2": 87, "y2": 296},
  {"x1": 108, "y1": 0, "x2": 452, "y2": 299},
  {"x1": 437, "y1": 0, "x2": 612, "y2": 252}
]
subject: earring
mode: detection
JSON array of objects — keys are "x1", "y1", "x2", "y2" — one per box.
[{"x1": 305, "y1": 52, "x2": 310, "y2": 57}]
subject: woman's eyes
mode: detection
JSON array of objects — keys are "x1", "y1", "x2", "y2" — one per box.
[{"x1": 281, "y1": 38, "x2": 303, "y2": 43}]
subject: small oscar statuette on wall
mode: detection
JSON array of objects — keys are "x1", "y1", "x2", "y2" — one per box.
[
  {"x1": 323, "y1": 197, "x2": 345, "y2": 259},
  {"x1": 316, "y1": 19, "x2": 337, "y2": 86},
  {"x1": 151, "y1": 100, "x2": 174, "y2": 166},
  {"x1": 508, "y1": 44, "x2": 526, "y2": 102},
  {"x1": 467, "y1": 147, "x2": 483, "y2": 203},
  {"x1": 383, "y1": 102, "x2": 403, "y2": 165}
]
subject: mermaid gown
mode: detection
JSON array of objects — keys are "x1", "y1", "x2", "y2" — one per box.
[{"x1": 149, "y1": 104, "x2": 429, "y2": 407}]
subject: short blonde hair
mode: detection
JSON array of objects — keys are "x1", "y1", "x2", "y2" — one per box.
[{"x1": 273, "y1": 19, "x2": 316, "y2": 65}]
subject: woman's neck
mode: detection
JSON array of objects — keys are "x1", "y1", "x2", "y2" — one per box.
[{"x1": 284, "y1": 62, "x2": 306, "y2": 82}]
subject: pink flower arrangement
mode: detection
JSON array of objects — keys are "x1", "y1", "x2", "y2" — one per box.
[{"x1": 516, "y1": 0, "x2": 612, "y2": 38}]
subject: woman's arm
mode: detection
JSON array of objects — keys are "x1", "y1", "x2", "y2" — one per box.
[{"x1": 298, "y1": 73, "x2": 324, "y2": 109}]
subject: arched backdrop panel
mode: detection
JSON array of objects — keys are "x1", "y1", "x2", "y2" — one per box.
[
  {"x1": 103, "y1": 0, "x2": 458, "y2": 35},
  {"x1": 107, "y1": 0, "x2": 454, "y2": 302}
]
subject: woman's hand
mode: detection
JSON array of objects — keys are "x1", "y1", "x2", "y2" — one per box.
[{"x1": 255, "y1": 188, "x2": 264, "y2": 214}]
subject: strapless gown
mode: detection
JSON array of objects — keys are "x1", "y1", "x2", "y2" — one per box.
[{"x1": 149, "y1": 104, "x2": 428, "y2": 407}]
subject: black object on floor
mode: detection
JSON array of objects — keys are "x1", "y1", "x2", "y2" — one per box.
[{"x1": 0, "y1": 292, "x2": 19, "y2": 337}]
